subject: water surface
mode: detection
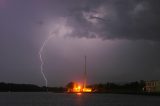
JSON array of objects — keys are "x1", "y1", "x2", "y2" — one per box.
[{"x1": 0, "y1": 92, "x2": 160, "y2": 106}]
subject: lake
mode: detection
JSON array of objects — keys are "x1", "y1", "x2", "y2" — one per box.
[{"x1": 0, "y1": 92, "x2": 160, "y2": 106}]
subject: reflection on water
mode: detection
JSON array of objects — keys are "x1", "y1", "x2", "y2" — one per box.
[{"x1": 0, "y1": 92, "x2": 160, "y2": 106}]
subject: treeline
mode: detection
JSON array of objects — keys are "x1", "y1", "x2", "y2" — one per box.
[
  {"x1": 89, "y1": 80, "x2": 145, "y2": 93},
  {"x1": 0, "y1": 81, "x2": 145, "y2": 93},
  {"x1": 0, "y1": 82, "x2": 65, "y2": 92}
]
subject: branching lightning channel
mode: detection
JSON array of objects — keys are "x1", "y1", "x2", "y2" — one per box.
[{"x1": 39, "y1": 35, "x2": 54, "y2": 88}]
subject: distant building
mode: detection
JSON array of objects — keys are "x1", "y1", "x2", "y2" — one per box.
[{"x1": 144, "y1": 80, "x2": 160, "y2": 92}]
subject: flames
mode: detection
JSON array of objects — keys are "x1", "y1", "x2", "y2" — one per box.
[
  {"x1": 67, "y1": 56, "x2": 92, "y2": 93},
  {"x1": 82, "y1": 88, "x2": 92, "y2": 92},
  {"x1": 67, "y1": 82, "x2": 92, "y2": 93}
]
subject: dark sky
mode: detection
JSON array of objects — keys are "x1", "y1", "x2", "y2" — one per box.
[{"x1": 0, "y1": 0, "x2": 160, "y2": 86}]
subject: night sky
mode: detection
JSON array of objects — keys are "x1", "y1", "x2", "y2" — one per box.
[{"x1": 0, "y1": 0, "x2": 160, "y2": 86}]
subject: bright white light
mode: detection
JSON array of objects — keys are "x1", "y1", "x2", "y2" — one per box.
[
  {"x1": 82, "y1": 5, "x2": 107, "y2": 24},
  {"x1": 39, "y1": 17, "x2": 73, "y2": 88}
]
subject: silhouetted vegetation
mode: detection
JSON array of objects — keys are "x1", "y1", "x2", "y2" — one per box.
[
  {"x1": 0, "y1": 80, "x2": 145, "y2": 93},
  {"x1": 1, "y1": 81, "x2": 159, "y2": 96},
  {"x1": 90, "y1": 80, "x2": 145, "y2": 93},
  {"x1": 66, "y1": 82, "x2": 74, "y2": 89},
  {"x1": 0, "y1": 82, "x2": 65, "y2": 92}
]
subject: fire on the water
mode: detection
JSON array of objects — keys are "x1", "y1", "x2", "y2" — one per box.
[
  {"x1": 67, "y1": 56, "x2": 92, "y2": 93},
  {"x1": 67, "y1": 82, "x2": 92, "y2": 93}
]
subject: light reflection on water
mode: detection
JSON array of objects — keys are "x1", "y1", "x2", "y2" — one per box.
[{"x1": 0, "y1": 92, "x2": 160, "y2": 106}]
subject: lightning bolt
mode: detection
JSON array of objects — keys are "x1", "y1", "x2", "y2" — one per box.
[
  {"x1": 38, "y1": 18, "x2": 72, "y2": 90},
  {"x1": 39, "y1": 34, "x2": 54, "y2": 90}
]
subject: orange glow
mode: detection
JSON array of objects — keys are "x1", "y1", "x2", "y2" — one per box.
[
  {"x1": 67, "y1": 56, "x2": 92, "y2": 94},
  {"x1": 73, "y1": 84, "x2": 82, "y2": 92},
  {"x1": 67, "y1": 83, "x2": 82, "y2": 93},
  {"x1": 78, "y1": 85, "x2": 81, "y2": 89},
  {"x1": 67, "y1": 82, "x2": 92, "y2": 93},
  {"x1": 82, "y1": 88, "x2": 92, "y2": 92},
  {"x1": 76, "y1": 92, "x2": 82, "y2": 95}
]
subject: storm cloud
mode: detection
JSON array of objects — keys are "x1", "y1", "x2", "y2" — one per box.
[
  {"x1": 0, "y1": 0, "x2": 160, "y2": 86},
  {"x1": 64, "y1": 0, "x2": 160, "y2": 40}
]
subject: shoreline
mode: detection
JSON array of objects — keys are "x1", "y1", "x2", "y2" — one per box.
[{"x1": 1, "y1": 91, "x2": 160, "y2": 96}]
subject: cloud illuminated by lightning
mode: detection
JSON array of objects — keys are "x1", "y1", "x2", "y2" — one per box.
[{"x1": 39, "y1": 18, "x2": 73, "y2": 88}]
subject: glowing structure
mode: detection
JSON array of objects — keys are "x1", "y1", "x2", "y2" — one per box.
[
  {"x1": 67, "y1": 56, "x2": 92, "y2": 93},
  {"x1": 67, "y1": 83, "x2": 82, "y2": 93},
  {"x1": 83, "y1": 56, "x2": 87, "y2": 89},
  {"x1": 82, "y1": 56, "x2": 92, "y2": 93}
]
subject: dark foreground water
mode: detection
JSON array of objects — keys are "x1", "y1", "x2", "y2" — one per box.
[{"x1": 0, "y1": 92, "x2": 160, "y2": 106}]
